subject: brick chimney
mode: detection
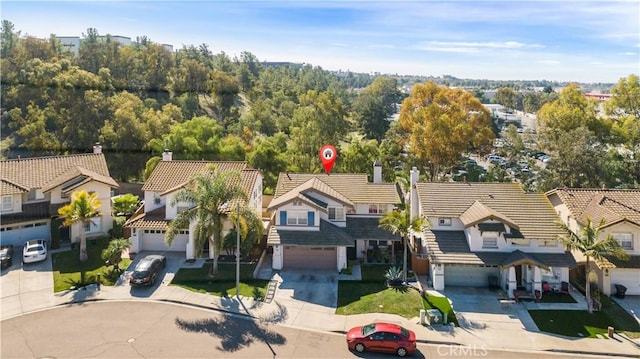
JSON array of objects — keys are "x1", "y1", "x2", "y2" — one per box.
[{"x1": 162, "y1": 149, "x2": 173, "y2": 161}]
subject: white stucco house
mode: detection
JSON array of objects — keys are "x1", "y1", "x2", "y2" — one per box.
[
  {"x1": 0, "y1": 145, "x2": 118, "y2": 246},
  {"x1": 125, "y1": 151, "x2": 262, "y2": 259},
  {"x1": 409, "y1": 168, "x2": 576, "y2": 298},
  {"x1": 546, "y1": 188, "x2": 640, "y2": 296},
  {"x1": 266, "y1": 161, "x2": 402, "y2": 272}
]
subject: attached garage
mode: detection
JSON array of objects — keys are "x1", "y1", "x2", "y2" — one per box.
[
  {"x1": 141, "y1": 231, "x2": 188, "y2": 252},
  {"x1": 610, "y1": 269, "x2": 640, "y2": 295},
  {"x1": 444, "y1": 265, "x2": 500, "y2": 287},
  {"x1": 0, "y1": 221, "x2": 50, "y2": 247},
  {"x1": 284, "y1": 246, "x2": 336, "y2": 269}
]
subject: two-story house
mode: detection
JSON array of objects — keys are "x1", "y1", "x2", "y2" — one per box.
[
  {"x1": 267, "y1": 162, "x2": 402, "y2": 272},
  {"x1": 125, "y1": 151, "x2": 262, "y2": 259},
  {"x1": 0, "y1": 145, "x2": 118, "y2": 246},
  {"x1": 546, "y1": 188, "x2": 640, "y2": 296},
  {"x1": 409, "y1": 168, "x2": 576, "y2": 297}
]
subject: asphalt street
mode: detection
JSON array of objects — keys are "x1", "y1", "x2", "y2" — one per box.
[{"x1": 1, "y1": 301, "x2": 621, "y2": 359}]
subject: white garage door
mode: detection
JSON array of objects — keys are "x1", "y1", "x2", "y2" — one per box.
[
  {"x1": 284, "y1": 246, "x2": 336, "y2": 270},
  {"x1": 611, "y1": 270, "x2": 640, "y2": 295},
  {"x1": 141, "y1": 233, "x2": 188, "y2": 252},
  {"x1": 444, "y1": 265, "x2": 499, "y2": 287},
  {"x1": 1, "y1": 221, "x2": 50, "y2": 246}
]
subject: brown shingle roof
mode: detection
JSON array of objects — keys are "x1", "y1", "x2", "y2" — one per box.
[
  {"x1": 273, "y1": 173, "x2": 400, "y2": 204},
  {"x1": 143, "y1": 161, "x2": 254, "y2": 193},
  {"x1": 416, "y1": 182, "x2": 563, "y2": 241},
  {"x1": 0, "y1": 153, "x2": 117, "y2": 195},
  {"x1": 548, "y1": 188, "x2": 640, "y2": 227}
]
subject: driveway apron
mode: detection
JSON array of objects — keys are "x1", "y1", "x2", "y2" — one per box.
[{"x1": 1, "y1": 252, "x2": 54, "y2": 320}]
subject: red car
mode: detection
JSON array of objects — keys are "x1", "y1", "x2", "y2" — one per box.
[{"x1": 346, "y1": 322, "x2": 416, "y2": 357}]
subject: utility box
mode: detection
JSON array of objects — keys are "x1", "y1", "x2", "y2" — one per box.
[
  {"x1": 420, "y1": 309, "x2": 426, "y2": 325},
  {"x1": 425, "y1": 309, "x2": 443, "y2": 325}
]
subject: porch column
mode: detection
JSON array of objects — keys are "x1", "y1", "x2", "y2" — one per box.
[
  {"x1": 337, "y1": 247, "x2": 347, "y2": 271},
  {"x1": 533, "y1": 266, "x2": 542, "y2": 294},
  {"x1": 432, "y1": 263, "x2": 445, "y2": 290},
  {"x1": 186, "y1": 221, "x2": 196, "y2": 259},
  {"x1": 272, "y1": 245, "x2": 283, "y2": 270},
  {"x1": 130, "y1": 227, "x2": 140, "y2": 254},
  {"x1": 602, "y1": 268, "x2": 612, "y2": 296},
  {"x1": 507, "y1": 266, "x2": 517, "y2": 298}
]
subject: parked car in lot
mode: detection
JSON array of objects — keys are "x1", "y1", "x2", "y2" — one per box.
[
  {"x1": 22, "y1": 239, "x2": 47, "y2": 264},
  {"x1": 346, "y1": 322, "x2": 416, "y2": 357},
  {"x1": 1, "y1": 244, "x2": 13, "y2": 269},
  {"x1": 129, "y1": 254, "x2": 166, "y2": 286}
]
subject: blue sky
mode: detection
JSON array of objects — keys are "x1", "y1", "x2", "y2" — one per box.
[{"x1": 2, "y1": 1, "x2": 639, "y2": 83}]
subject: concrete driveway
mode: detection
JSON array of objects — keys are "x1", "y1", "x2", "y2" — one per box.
[
  {"x1": 613, "y1": 295, "x2": 640, "y2": 324},
  {"x1": 273, "y1": 270, "x2": 338, "y2": 308},
  {"x1": 438, "y1": 287, "x2": 535, "y2": 331},
  {"x1": 1, "y1": 247, "x2": 54, "y2": 320}
]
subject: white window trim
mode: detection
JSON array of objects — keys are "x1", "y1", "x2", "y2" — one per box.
[
  {"x1": 438, "y1": 217, "x2": 452, "y2": 226},
  {"x1": 287, "y1": 210, "x2": 308, "y2": 225},
  {"x1": 328, "y1": 206, "x2": 345, "y2": 221},
  {"x1": 1, "y1": 196, "x2": 12, "y2": 211},
  {"x1": 482, "y1": 236, "x2": 498, "y2": 248},
  {"x1": 613, "y1": 233, "x2": 634, "y2": 250}
]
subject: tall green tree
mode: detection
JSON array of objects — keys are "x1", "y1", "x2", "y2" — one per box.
[
  {"x1": 164, "y1": 167, "x2": 250, "y2": 275},
  {"x1": 57, "y1": 190, "x2": 103, "y2": 262},
  {"x1": 397, "y1": 81, "x2": 494, "y2": 180},
  {"x1": 352, "y1": 77, "x2": 402, "y2": 141},
  {"x1": 557, "y1": 218, "x2": 628, "y2": 314},
  {"x1": 101, "y1": 238, "x2": 131, "y2": 273},
  {"x1": 378, "y1": 208, "x2": 424, "y2": 283},
  {"x1": 495, "y1": 87, "x2": 518, "y2": 111}
]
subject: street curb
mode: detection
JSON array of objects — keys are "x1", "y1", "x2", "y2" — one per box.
[{"x1": 45, "y1": 295, "x2": 640, "y2": 359}]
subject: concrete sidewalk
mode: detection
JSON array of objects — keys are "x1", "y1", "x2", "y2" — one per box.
[{"x1": 49, "y1": 280, "x2": 640, "y2": 358}]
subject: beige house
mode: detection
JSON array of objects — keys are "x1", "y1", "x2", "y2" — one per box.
[
  {"x1": 410, "y1": 168, "x2": 576, "y2": 297},
  {"x1": 125, "y1": 152, "x2": 262, "y2": 259},
  {"x1": 0, "y1": 145, "x2": 118, "y2": 246},
  {"x1": 267, "y1": 162, "x2": 401, "y2": 271},
  {"x1": 546, "y1": 188, "x2": 640, "y2": 296}
]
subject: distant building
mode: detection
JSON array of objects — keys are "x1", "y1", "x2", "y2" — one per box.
[
  {"x1": 584, "y1": 93, "x2": 612, "y2": 102},
  {"x1": 55, "y1": 34, "x2": 173, "y2": 56}
]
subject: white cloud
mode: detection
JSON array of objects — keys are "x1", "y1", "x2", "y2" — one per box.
[
  {"x1": 537, "y1": 60, "x2": 561, "y2": 65},
  {"x1": 415, "y1": 40, "x2": 545, "y2": 54}
]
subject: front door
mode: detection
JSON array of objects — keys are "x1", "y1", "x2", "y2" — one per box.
[{"x1": 515, "y1": 265, "x2": 523, "y2": 289}]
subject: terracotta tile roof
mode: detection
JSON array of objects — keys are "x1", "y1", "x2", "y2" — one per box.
[
  {"x1": 143, "y1": 161, "x2": 257, "y2": 195},
  {"x1": 1, "y1": 179, "x2": 28, "y2": 195},
  {"x1": 547, "y1": 188, "x2": 640, "y2": 227},
  {"x1": 273, "y1": 173, "x2": 400, "y2": 204},
  {"x1": 0, "y1": 153, "x2": 117, "y2": 195},
  {"x1": 416, "y1": 182, "x2": 563, "y2": 241},
  {"x1": 125, "y1": 205, "x2": 168, "y2": 230},
  {"x1": 460, "y1": 201, "x2": 519, "y2": 230},
  {"x1": 268, "y1": 177, "x2": 354, "y2": 210}
]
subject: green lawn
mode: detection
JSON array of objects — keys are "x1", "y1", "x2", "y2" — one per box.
[
  {"x1": 539, "y1": 292, "x2": 577, "y2": 303},
  {"x1": 530, "y1": 308, "x2": 640, "y2": 338},
  {"x1": 335, "y1": 281, "x2": 424, "y2": 318},
  {"x1": 52, "y1": 237, "x2": 131, "y2": 292},
  {"x1": 423, "y1": 294, "x2": 458, "y2": 325},
  {"x1": 170, "y1": 262, "x2": 269, "y2": 299}
]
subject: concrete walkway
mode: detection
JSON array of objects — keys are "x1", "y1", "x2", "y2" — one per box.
[{"x1": 3, "y1": 255, "x2": 639, "y2": 358}]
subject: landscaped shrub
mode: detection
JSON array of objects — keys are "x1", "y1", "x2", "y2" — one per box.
[{"x1": 385, "y1": 266, "x2": 404, "y2": 287}]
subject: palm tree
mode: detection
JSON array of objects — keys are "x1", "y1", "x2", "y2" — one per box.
[
  {"x1": 378, "y1": 207, "x2": 424, "y2": 284},
  {"x1": 557, "y1": 218, "x2": 629, "y2": 314},
  {"x1": 58, "y1": 190, "x2": 103, "y2": 262},
  {"x1": 164, "y1": 166, "x2": 249, "y2": 276}
]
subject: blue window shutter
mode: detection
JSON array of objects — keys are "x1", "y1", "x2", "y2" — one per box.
[
  {"x1": 308, "y1": 211, "x2": 314, "y2": 226},
  {"x1": 280, "y1": 211, "x2": 287, "y2": 225}
]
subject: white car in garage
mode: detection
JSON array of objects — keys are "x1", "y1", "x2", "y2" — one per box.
[{"x1": 23, "y1": 239, "x2": 48, "y2": 264}]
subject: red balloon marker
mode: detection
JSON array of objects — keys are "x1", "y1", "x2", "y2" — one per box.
[{"x1": 319, "y1": 144, "x2": 337, "y2": 175}]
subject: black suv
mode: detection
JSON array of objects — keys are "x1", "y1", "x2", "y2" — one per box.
[{"x1": 129, "y1": 254, "x2": 166, "y2": 286}]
